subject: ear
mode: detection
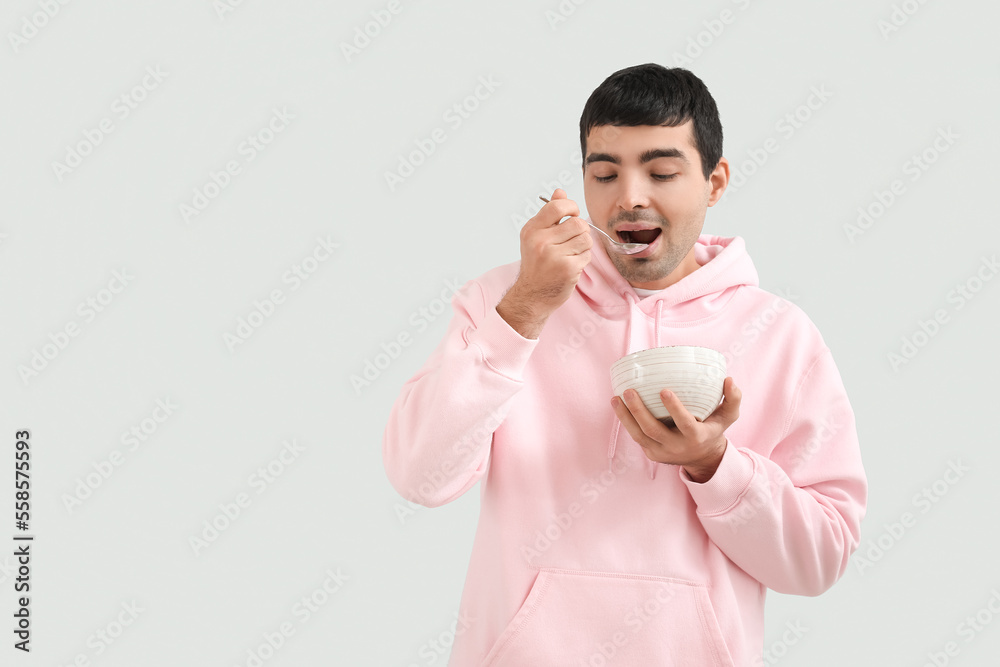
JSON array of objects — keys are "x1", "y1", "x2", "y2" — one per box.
[{"x1": 707, "y1": 156, "x2": 730, "y2": 207}]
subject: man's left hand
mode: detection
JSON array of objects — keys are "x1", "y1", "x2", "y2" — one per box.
[{"x1": 610, "y1": 377, "x2": 742, "y2": 483}]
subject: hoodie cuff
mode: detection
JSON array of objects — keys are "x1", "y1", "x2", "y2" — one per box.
[
  {"x1": 465, "y1": 303, "x2": 540, "y2": 381},
  {"x1": 679, "y1": 439, "x2": 757, "y2": 516}
]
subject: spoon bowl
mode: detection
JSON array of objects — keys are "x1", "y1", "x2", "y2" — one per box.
[{"x1": 538, "y1": 196, "x2": 648, "y2": 255}]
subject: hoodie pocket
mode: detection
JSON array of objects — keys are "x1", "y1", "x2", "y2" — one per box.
[{"x1": 481, "y1": 568, "x2": 735, "y2": 667}]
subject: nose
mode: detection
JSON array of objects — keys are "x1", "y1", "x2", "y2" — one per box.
[{"x1": 615, "y1": 173, "x2": 651, "y2": 218}]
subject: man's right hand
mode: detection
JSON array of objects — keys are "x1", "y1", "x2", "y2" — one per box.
[{"x1": 497, "y1": 188, "x2": 593, "y2": 339}]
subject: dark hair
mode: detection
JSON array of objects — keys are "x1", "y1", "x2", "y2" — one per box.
[{"x1": 579, "y1": 64, "x2": 723, "y2": 181}]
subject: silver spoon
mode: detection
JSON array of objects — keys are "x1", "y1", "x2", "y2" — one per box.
[{"x1": 538, "y1": 196, "x2": 648, "y2": 255}]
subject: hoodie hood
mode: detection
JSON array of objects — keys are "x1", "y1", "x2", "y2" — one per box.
[{"x1": 576, "y1": 222, "x2": 760, "y2": 480}]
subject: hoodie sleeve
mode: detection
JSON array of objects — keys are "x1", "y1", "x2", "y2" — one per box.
[
  {"x1": 678, "y1": 346, "x2": 868, "y2": 596},
  {"x1": 382, "y1": 277, "x2": 539, "y2": 508}
]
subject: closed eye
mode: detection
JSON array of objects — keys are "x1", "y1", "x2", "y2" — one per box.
[{"x1": 594, "y1": 174, "x2": 678, "y2": 182}]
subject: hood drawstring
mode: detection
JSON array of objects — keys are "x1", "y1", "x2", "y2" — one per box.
[
  {"x1": 607, "y1": 293, "x2": 665, "y2": 480},
  {"x1": 649, "y1": 300, "x2": 663, "y2": 480},
  {"x1": 654, "y1": 299, "x2": 663, "y2": 347}
]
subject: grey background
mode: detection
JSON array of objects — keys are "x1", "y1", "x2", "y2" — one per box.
[{"x1": 1, "y1": 0, "x2": 998, "y2": 665}]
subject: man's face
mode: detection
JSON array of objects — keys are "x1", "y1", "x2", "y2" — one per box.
[{"x1": 582, "y1": 121, "x2": 728, "y2": 289}]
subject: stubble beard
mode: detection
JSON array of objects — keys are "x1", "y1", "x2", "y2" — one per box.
[{"x1": 605, "y1": 229, "x2": 690, "y2": 285}]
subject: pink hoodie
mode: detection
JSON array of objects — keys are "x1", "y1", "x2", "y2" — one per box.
[{"x1": 383, "y1": 227, "x2": 868, "y2": 666}]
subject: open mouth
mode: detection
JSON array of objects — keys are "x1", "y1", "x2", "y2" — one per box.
[{"x1": 618, "y1": 228, "x2": 662, "y2": 244}]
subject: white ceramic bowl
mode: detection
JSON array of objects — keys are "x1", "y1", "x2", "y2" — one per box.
[{"x1": 611, "y1": 345, "x2": 727, "y2": 425}]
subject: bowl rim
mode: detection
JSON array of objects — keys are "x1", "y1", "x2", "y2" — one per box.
[{"x1": 612, "y1": 345, "x2": 726, "y2": 368}]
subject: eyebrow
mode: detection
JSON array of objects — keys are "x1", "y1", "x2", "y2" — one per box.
[{"x1": 584, "y1": 147, "x2": 690, "y2": 167}]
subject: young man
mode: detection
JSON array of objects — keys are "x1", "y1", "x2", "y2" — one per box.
[{"x1": 383, "y1": 64, "x2": 867, "y2": 666}]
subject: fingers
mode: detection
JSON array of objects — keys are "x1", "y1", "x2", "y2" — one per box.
[
  {"x1": 555, "y1": 224, "x2": 593, "y2": 255},
  {"x1": 706, "y1": 377, "x2": 742, "y2": 429},
  {"x1": 617, "y1": 389, "x2": 670, "y2": 446},
  {"x1": 610, "y1": 393, "x2": 648, "y2": 448},
  {"x1": 532, "y1": 190, "x2": 590, "y2": 256},
  {"x1": 612, "y1": 381, "x2": 741, "y2": 467},
  {"x1": 657, "y1": 388, "x2": 698, "y2": 437},
  {"x1": 536, "y1": 191, "x2": 579, "y2": 226},
  {"x1": 539, "y1": 197, "x2": 580, "y2": 228},
  {"x1": 540, "y1": 208, "x2": 589, "y2": 248},
  {"x1": 525, "y1": 221, "x2": 590, "y2": 262}
]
